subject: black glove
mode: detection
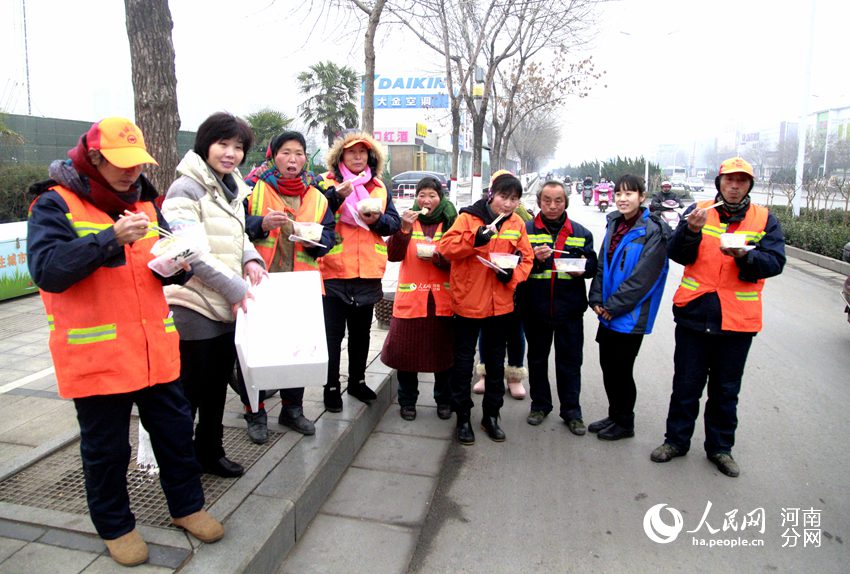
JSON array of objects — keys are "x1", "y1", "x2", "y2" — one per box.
[
  {"x1": 496, "y1": 267, "x2": 514, "y2": 284},
  {"x1": 474, "y1": 225, "x2": 495, "y2": 247}
]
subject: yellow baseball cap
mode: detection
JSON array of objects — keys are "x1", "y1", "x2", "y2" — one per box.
[
  {"x1": 86, "y1": 117, "x2": 158, "y2": 168},
  {"x1": 718, "y1": 157, "x2": 753, "y2": 178}
]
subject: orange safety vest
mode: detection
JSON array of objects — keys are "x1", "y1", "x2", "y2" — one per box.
[
  {"x1": 673, "y1": 201, "x2": 769, "y2": 332},
  {"x1": 393, "y1": 220, "x2": 452, "y2": 319},
  {"x1": 247, "y1": 179, "x2": 328, "y2": 273},
  {"x1": 37, "y1": 186, "x2": 180, "y2": 398},
  {"x1": 319, "y1": 173, "x2": 389, "y2": 280}
]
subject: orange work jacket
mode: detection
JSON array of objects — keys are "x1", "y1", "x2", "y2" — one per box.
[
  {"x1": 319, "y1": 173, "x2": 389, "y2": 280},
  {"x1": 37, "y1": 186, "x2": 180, "y2": 398},
  {"x1": 673, "y1": 201, "x2": 769, "y2": 332},
  {"x1": 439, "y1": 211, "x2": 533, "y2": 319},
  {"x1": 393, "y1": 219, "x2": 452, "y2": 319},
  {"x1": 247, "y1": 180, "x2": 328, "y2": 273}
]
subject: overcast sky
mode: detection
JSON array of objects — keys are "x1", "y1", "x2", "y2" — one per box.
[{"x1": 1, "y1": 0, "x2": 847, "y2": 166}]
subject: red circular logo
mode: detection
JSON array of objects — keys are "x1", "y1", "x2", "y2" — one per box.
[{"x1": 127, "y1": 135, "x2": 138, "y2": 144}]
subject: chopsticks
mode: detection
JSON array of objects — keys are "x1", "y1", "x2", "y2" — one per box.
[
  {"x1": 121, "y1": 209, "x2": 176, "y2": 239},
  {"x1": 684, "y1": 201, "x2": 723, "y2": 219},
  {"x1": 490, "y1": 212, "x2": 508, "y2": 227}
]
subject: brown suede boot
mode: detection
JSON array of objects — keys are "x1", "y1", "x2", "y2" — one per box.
[
  {"x1": 104, "y1": 529, "x2": 148, "y2": 566},
  {"x1": 172, "y1": 510, "x2": 225, "y2": 543}
]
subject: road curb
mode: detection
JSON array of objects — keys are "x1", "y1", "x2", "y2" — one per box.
[{"x1": 786, "y1": 245, "x2": 850, "y2": 276}]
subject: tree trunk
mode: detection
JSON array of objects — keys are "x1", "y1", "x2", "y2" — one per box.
[
  {"x1": 360, "y1": 0, "x2": 386, "y2": 135},
  {"x1": 124, "y1": 0, "x2": 180, "y2": 197}
]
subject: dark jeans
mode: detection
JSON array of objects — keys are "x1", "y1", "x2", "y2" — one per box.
[
  {"x1": 478, "y1": 309, "x2": 525, "y2": 367},
  {"x1": 596, "y1": 324, "x2": 644, "y2": 431},
  {"x1": 74, "y1": 381, "x2": 204, "y2": 540},
  {"x1": 664, "y1": 325, "x2": 754, "y2": 454},
  {"x1": 450, "y1": 314, "x2": 511, "y2": 415},
  {"x1": 397, "y1": 369, "x2": 451, "y2": 407},
  {"x1": 524, "y1": 315, "x2": 583, "y2": 421},
  {"x1": 323, "y1": 296, "x2": 374, "y2": 387},
  {"x1": 234, "y1": 362, "x2": 304, "y2": 410},
  {"x1": 179, "y1": 333, "x2": 235, "y2": 461}
]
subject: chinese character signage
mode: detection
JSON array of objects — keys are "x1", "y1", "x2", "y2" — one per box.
[
  {"x1": 0, "y1": 222, "x2": 37, "y2": 301},
  {"x1": 361, "y1": 75, "x2": 449, "y2": 109}
]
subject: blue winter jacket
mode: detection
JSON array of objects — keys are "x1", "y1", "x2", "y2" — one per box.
[{"x1": 588, "y1": 207, "x2": 669, "y2": 335}]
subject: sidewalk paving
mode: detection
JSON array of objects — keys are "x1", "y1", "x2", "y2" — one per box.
[{"x1": 0, "y1": 263, "x2": 401, "y2": 573}]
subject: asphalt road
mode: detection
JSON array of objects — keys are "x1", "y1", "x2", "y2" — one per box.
[{"x1": 408, "y1": 199, "x2": 850, "y2": 573}]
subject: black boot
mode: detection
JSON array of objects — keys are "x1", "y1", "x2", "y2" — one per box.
[
  {"x1": 481, "y1": 412, "x2": 506, "y2": 442},
  {"x1": 347, "y1": 380, "x2": 377, "y2": 404},
  {"x1": 456, "y1": 412, "x2": 475, "y2": 445},
  {"x1": 278, "y1": 405, "x2": 316, "y2": 436},
  {"x1": 324, "y1": 385, "x2": 342, "y2": 412}
]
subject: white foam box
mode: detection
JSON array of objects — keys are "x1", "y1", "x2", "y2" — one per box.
[{"x1": 235, "y1": 271, "x2": 328, "y2": 412}]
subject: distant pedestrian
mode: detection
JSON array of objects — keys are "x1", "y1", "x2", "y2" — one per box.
[
  {"x1": 588, "y1": 174, "x2": 669, "y2": 441},
  {"x1": 381, "y1": 176, "x2": 458, "y2": 421},
  {"x1": 650, "y1": 157, "x2": 785, "y2": 477},
  {"x1": 518, "y1": 180, "x2": 597, "y2": 434},
  {"x1": 27, "y1": 118, "x2": 223, "y2": 566},
  {"x1": 440, "y1": 171, "x2": 533, "y2": 444}
]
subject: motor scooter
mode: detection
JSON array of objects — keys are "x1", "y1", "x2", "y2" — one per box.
[
  {"x1": 582, "y1": 184, "x2": 593, "y2": 206},
  {"x1": 657, "y1": 198, "x2": 683, "y2": 228},
  {"x1": 596, "y1": 187, "x2": 611, "y2": 212}
]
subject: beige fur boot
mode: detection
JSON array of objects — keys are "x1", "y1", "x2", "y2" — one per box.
[
  {"x1": 472, "y1": 363, "x2": 486, "y2": 394},
  {"x1": 505, "y1": 365, "x2": 528, "y2": 399}
]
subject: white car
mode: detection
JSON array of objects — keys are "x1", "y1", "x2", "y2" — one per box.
[{"x1": 686, "y1": 177, "x2": 704, "y2": 192}]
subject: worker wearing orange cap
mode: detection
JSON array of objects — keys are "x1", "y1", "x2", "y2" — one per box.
[
  {"x1": 27, "y1": 118, "x2": 223, "y2": 566},
  {"x1": 650, "y1": 157, "x2": 786, "y2": 478}
]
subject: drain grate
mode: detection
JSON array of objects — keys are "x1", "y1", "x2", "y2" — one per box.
[{"x1": 0, "y1": 418, "x2": 281, "y2": 528}]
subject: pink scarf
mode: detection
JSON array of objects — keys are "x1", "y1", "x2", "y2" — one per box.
[{"x1": 338, "y1": 164, "x2": 372, "y2": 230}]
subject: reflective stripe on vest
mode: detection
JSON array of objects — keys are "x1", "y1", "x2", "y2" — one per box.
[
  {"x1": 529, "y1": 270, "x2": 573, "y2": 280},
  {"x1": 67, "y1": 323, "x2": 117, "y2": 345}
]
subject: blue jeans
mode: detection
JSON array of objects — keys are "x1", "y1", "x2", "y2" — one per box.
[
  {"x1": 74, "y1": 382, "x2": 204, "y2": 540},
  {"x1": 450, "y1": 314, "x2": 511, "y2": 415},
  {"x1": 524, "y1": 315, "x2": 583, "y2": 421},
  {"x1": 664, "y1": 326, "x2": 754, "y2": 454}
]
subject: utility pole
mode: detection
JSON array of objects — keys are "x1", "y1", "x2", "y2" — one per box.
[
  {"x1": 22, "y1": 0, "x2": 32, "y2": 115},
  {"x1": 793, "y1": 0, "x2": 817, "y2": 217}
]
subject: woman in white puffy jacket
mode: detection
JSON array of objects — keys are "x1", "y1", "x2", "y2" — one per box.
[{"x1": 162, "y1": 112, "x2": 266, "y2": 478}]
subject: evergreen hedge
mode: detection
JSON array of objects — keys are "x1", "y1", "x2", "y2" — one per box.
[{"x1": 0, "y1": 164, "x2": 48, "y2": 223}]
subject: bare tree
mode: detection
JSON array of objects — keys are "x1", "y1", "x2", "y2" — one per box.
[
  {"x1": 124, "y1": 0, "x2": 180, "y2": 196},
  {"x1": 346, "y1": 1, "x2": 388, "y2": 134},
  {"x1": 392, "y1": 0, "x2": 600, "y2": 192},
  {"x1": 510, "y1": 110, "x2": 562, "y2": 173},
  {"x1": 490, "y1": 52, "x2": 603, "y2": 170}
]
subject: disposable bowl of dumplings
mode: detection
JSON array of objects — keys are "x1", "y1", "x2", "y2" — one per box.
[
  {"x1": 293, "y1": 221, "x2": 324, "y2": 242},
  {"x1": 356, "y1": 197, "x2": 383, "y2": 215},
  {"x1": 554, "y1": 257, "x2": 587, "y2": 272},
  {"x1": 720, "y1": 233, "x2": 747, "y2": 249},
  {"x1": 489, "y1": 252, "x2": 519, "y2": 270},
  {"x1": 416, "y1": 242, "x2": 437, "y2": 258}
]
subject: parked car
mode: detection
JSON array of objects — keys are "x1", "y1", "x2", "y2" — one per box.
[
  {"x1": 390, "y1": 171, "x2": 449, "y2": 198},
  {"x1": 686, "y1": 177, "x2": 704, "y2": 192}
]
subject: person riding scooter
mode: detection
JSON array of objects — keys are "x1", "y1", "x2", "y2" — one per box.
[
  {"x1": 582, "y1": 176, "x2": 594, "y2": 205},
  {"x1": 649, "y1": 181, "x2": 684, "y2": 213},
  {"x1": 593, "y1": 178, "x2": 613, "y2": 209}
]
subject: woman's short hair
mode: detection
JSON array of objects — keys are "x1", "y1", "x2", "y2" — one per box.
[
  {"x1": 614, "y1": 174, "x2": 645, "y2": 194},
  {"x1": 193, "y1": 112, "x2": 254, "y2": 166},
  {"x1": 267, "y1": 131, "x2": 306, "y2": 159},
  {"x1": 416, "y1": 176, "x2": 443, "y2": 196},
  {"x1": 490, "y1": 172, "x2": 523, "y2": 200}
]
